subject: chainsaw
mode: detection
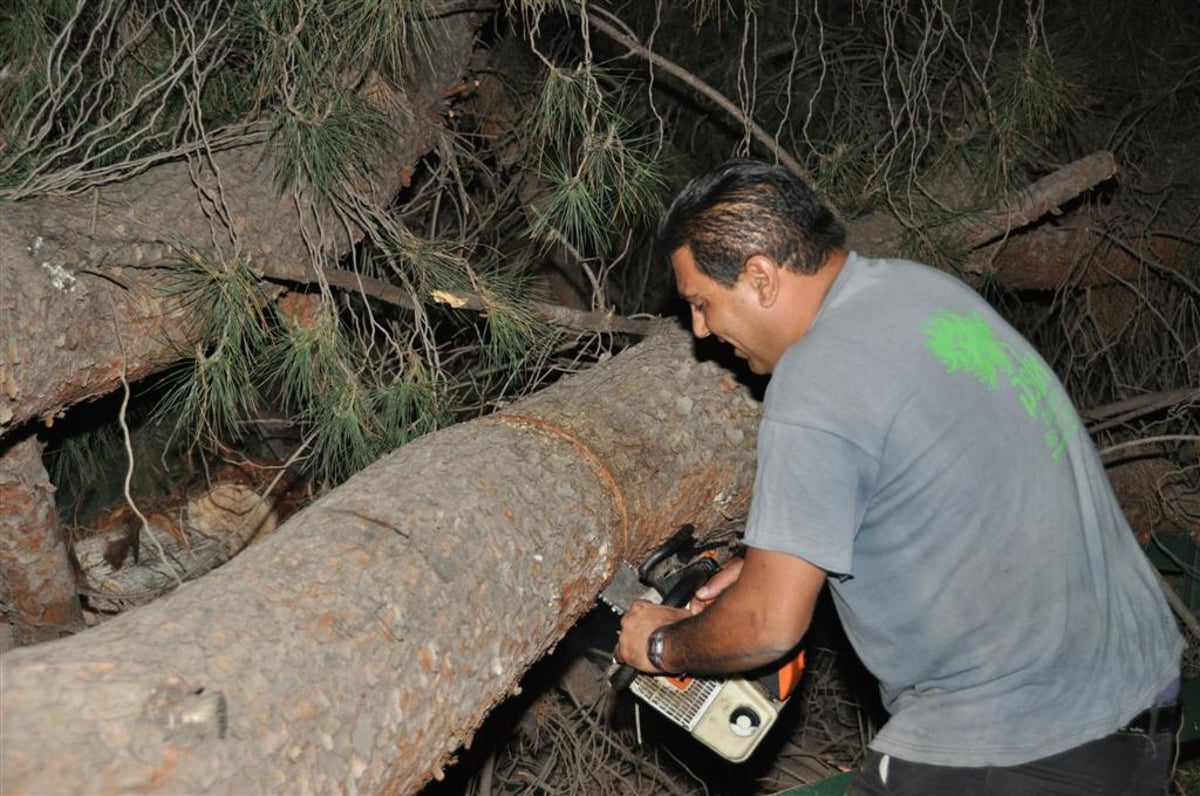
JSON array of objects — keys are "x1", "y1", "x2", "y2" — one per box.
[{"x1": 600, "y1": 524, "x2": 806, "y2": 763}]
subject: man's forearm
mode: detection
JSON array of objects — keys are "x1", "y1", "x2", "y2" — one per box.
[
  {"x1": 656, "y1": 599, "x2": 799, "y2": 676},
  {"x1": 615, "y1": 547, "x2": 825, "y2": 676}
]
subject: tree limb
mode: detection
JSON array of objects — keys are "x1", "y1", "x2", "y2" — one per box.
[
  {"x1": 1083, "y1": 388, "x2": 1200, "y2": 434},
  {"x1": 1099, "y1": 434, "x2": 1200, "y2": 465},
  {"x1": 261, "y1": 265, "x2": 669, "y2": 336},
  {"x1": 959, "y1": 151, "x2": 1117, "y2": 258},
  {"x1": 0, "y1": 13, "x2": 483, "y2": 440}
]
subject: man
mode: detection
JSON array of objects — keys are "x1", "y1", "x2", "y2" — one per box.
[{"x1": 614, "y1": 159, "x2": 1184, "y2": 794}]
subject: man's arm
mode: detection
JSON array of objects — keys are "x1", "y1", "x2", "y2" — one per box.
[{"x1": 615, "y1": 547, "x2": 826, "y2": 676}]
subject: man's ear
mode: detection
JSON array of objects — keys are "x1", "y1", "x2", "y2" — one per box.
[{"x1": 742, "y1": 254, "x2": 781, "y2": 306}]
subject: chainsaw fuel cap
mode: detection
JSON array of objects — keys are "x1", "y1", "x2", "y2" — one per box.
[{"x1": 729, "y1": 706, "x2": 762, "y2": 737}]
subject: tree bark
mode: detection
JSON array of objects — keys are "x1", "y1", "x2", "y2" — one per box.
[
  {"x1": 0, "y1": 433, "x2": 82, "y2": 644},
  {"x1": 969, "y1": 222, "x2": 1196, "y2": 291},
  {"x1": 0, "y1": 327, "x2": 761, "y2": 795}
]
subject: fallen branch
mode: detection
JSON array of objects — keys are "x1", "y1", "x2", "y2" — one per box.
[
  {"x1": 1099, "y1": 434, "x2": 1200, "y2": 465},
  {"x1": 0, "y1": 13, "x2": 485, "y2": 439},
  {"x1": 261, "y1": 264, "x2": 668, "y2": 336},
  {"x1": 1084, "y1": 388, "x2": 1200, "y2": 434},
  {"x1": 959, "y1": 151, "x2": 1117, "y2": 268}
]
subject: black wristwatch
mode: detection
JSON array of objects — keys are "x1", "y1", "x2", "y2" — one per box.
[{"x1": 646, "y1": 627, "x2": 669, "y2": 672}]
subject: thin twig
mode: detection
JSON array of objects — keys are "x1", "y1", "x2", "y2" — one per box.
[
  {"x1": 106, "y1": 287, "x2": 183, "y2": 587},
  {"x1": 578, "y1": 5, "x2": 815, "y2": 188}
]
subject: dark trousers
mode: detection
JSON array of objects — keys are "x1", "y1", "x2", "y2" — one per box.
[{"x1": 849, "y1": 725, "x2": 1178, "y2": 795}]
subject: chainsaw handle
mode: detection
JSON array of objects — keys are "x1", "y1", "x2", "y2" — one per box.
[
  {"x1": 609, "y1": 558, "x2": 720, "y2": 690},
  {"x1": 659, "y1": 557, "x2": 720, "y2": 606},
  {"x1": 637, "y1": 523, "x2": 695, "y2": 582}
]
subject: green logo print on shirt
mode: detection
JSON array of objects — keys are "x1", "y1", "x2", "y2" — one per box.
[{"x1": 923, "y1": 310, "x2": 1080, "y2": 460}]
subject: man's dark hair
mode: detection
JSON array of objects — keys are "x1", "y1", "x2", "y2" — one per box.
[{"x1": 655, "y1": 159, "x2": 846, "y2": 286}]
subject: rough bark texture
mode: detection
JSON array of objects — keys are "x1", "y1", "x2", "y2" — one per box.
[
  {"x1": 0, "y1": 13, "x2": 480, "y2": 439},
  {"x1": 0, "y1": 433, "x2": 82, "y2": 644},
  {"x1": 0, "y1": 327, "x2": 762, "y2": 796}
]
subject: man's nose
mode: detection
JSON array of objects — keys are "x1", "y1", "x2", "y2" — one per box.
[{"x1": 690, "y1": 307, "x2": 711, "y2": 338}]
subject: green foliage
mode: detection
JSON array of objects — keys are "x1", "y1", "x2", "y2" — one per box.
[
  {"x1": 326, "y1": 0, "x2": 436, "y2": 78},
  {"x1": 971, "y1": 39, "x2": 1085, "y2": 192},
  {"x1": 476, "y1": 268, "x2": 560, "y2": 369},
  {"x1": 0, "y1": 0, "x2": 437, "y2": 198},
  {"x1": 155, "y1": 253, "x2": 454, "y2": 486},
  {"x1": 0, "y1": 0, "x2": 246, "y2": 197},
  {"x1": 0, "y1": 2, "x2": 71, "y2": 112},
  {"x1": 265, "y1": 306, "x2": 345, "y2": 416},
  {"x1": 247, "y1": 0, "x2": 429, "y2": 201},
  {"x1": 312, "y1": 363, "x2": 446, "y2": 485},
  {"x1": 532, "y1": 65, "x2": 605, "y2": 142},
  {"x1": 382, "y1": 228, "x2": 478, "y2": 300},
  {"x1": 45, "y1": 421, "x2": 126, "y2": 522},
  {"x1": 249, "y1": 0, "x2": 410, "y2": 100},
  {"x1": 808, "y1": 140, "x2": 878, "y2": 218},
  {"x1": 302, "y1": 365, "x2": 444, "y2": 482},
  {"x1": 528, "y1": 66, "x2": 668, "y2": 258},
  {"x1": 269, "y1": 89, "x2": 393, "y2": 200},
  {"x1": 156, "y1": 253, "x2": 270, "y2": 447}
]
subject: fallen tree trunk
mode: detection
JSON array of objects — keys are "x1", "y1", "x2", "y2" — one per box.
[{"x1": 0, "y1": 327, "x2": 761, "y2": 795}]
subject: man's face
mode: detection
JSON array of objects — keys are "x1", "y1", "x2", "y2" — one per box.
[{"x1": 671, "y1": 246, "x2": 783, "y2": 374}]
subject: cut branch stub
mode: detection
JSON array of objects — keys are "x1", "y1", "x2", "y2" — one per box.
[{"x1": 0, "y1": 327, "x2": 761, "y2": 795}]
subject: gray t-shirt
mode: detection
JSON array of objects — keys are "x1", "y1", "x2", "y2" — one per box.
[{"x1": 745, "y1": 251, "x2": 1183, "y2": 767}]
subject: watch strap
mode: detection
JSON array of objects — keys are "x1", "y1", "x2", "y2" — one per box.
[{"x1": 646, "y1": 627, "x2": 669, "y2": 672}]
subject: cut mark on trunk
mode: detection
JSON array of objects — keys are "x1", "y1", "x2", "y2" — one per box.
[{"x1": 488, "y1": 414, "x2": 630, "y2": 557}]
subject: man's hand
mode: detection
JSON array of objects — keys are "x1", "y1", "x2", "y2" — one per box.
[{"x1": 615, "y1": 600, "x2": 690, "y2": 672}]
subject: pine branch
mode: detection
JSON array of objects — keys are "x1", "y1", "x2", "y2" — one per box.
[
  {"x1": 578, "y1": 5, "x2": 814, "y2": 187},
  {"x1": 260, "y1": 264, "x2": 668, "y2": 336}
]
